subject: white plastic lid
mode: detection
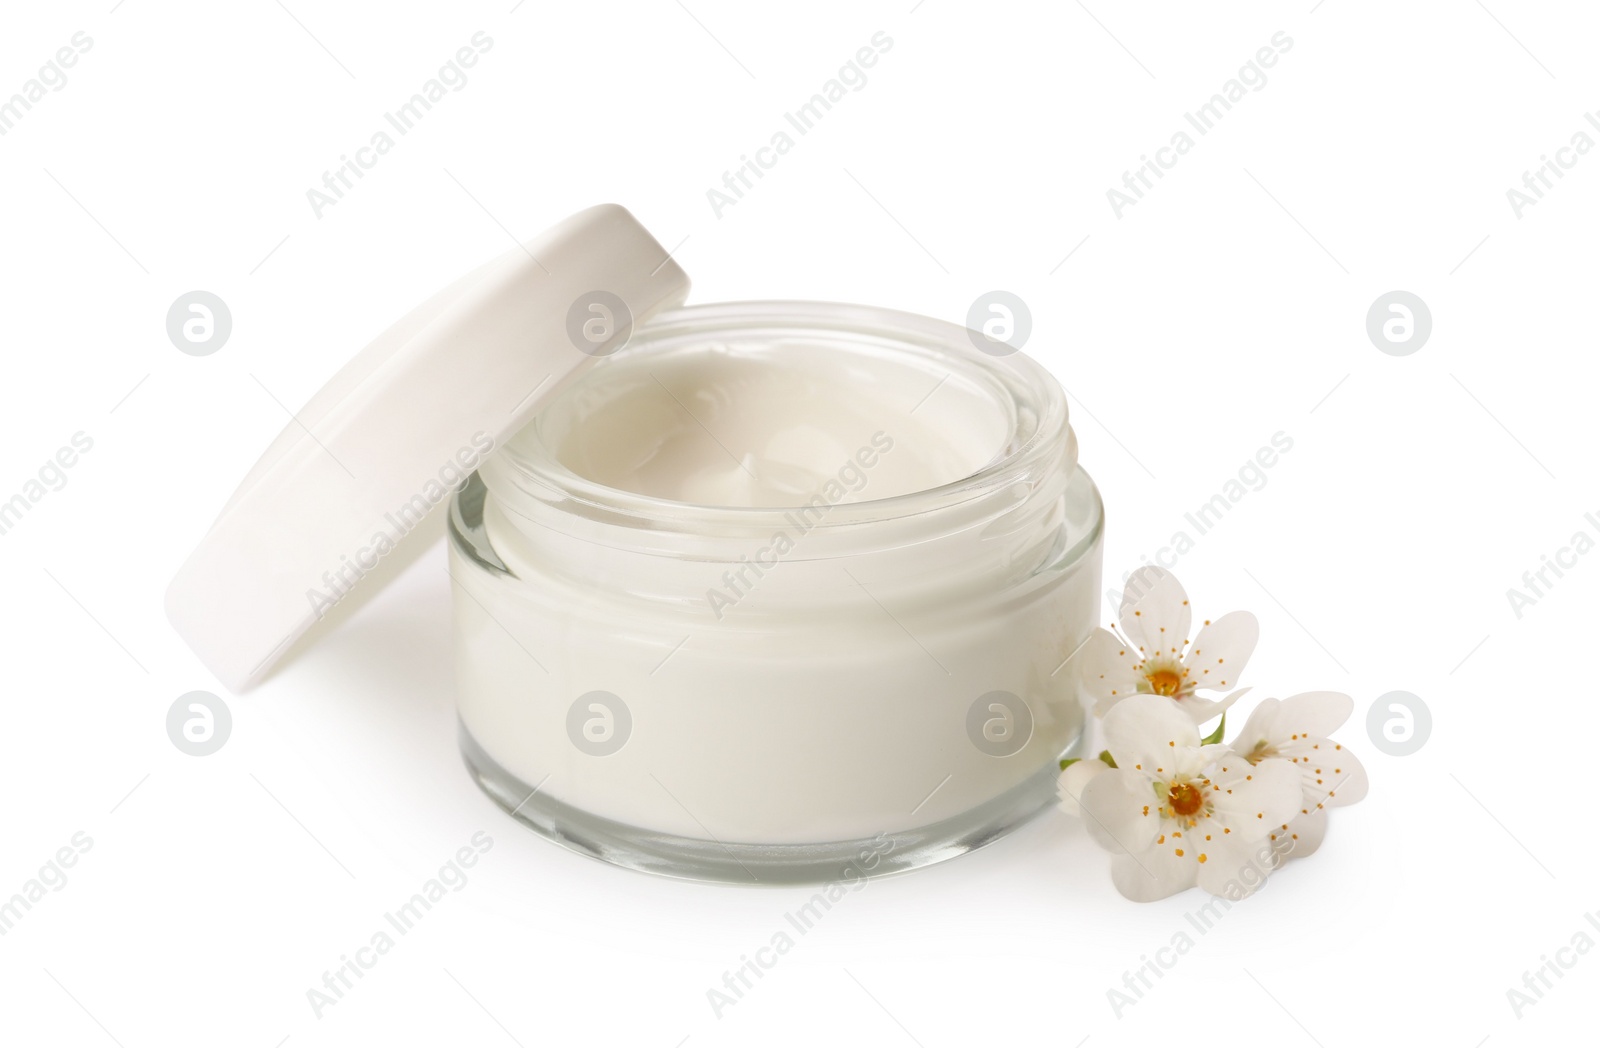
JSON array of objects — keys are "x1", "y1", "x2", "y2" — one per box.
[{"x1": 166, "y1": 204, "x2": 690, "y2": 691}]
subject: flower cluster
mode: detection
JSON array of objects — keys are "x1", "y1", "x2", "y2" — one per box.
[{"x1": 1059, "y1": 567, "x2": 1367, "y2": 902}]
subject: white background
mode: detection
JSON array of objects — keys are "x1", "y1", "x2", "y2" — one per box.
[{"x1": 1, "y1": 0, "x2": 1592, "y2": 1044}]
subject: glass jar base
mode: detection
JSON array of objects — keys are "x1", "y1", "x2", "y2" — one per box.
[{"x1": 459, "y1": 721, "x2": 1072, "y2": 886}]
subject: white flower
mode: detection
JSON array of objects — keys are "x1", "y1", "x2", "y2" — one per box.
[
  {"x1": 1231, "y1": 692, "x2": 1369, "y2": 864},
  {"x1": 1057, "y1": 757, "x2": 1109, "y2": 817},
  {"x1": 1078, "y1": 695, "x2": 1301, "y2": 902},
  {"x1": 1080, "y1": 566, "x2": 1258, "y2": 725}
]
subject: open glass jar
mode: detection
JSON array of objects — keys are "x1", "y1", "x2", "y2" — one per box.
[{"x1": 449, "y1": 301, "x2": 1103, "y2": 883}]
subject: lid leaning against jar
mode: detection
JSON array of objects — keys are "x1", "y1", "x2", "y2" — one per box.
[{"x1": 165, "y1": 204, "x2": 691, "y2": 692}]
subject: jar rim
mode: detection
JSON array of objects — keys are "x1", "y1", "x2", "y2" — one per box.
[{"x1": 482, "y1": 299, "x2": 1076, "y2": 534}]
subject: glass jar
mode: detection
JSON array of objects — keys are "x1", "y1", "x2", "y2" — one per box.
[{"x1": 449, "y1": 301, "x2": 1103, "y2": 883}]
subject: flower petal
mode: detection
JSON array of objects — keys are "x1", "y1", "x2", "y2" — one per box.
[
  {"x1": 1057, "y1": 758, "x2": 1110, "y2": 817},
  {"x1": 1195, "y1": 834, "x2": 1280, "y2": 899},
  {"x1": 1183, "y1": 610, "x2": 1257, "y2": 693},
  {"x1": 1101, "y1": 694, "x2": 1201, "y2": 771},
  {"x1": 1111, "y1": 847, "x2": 1197, "y2": 902},
  {"x1": 1275, "y1": 691, "x2": 1355, "y2": 738},
  {"x1": 1299, "y1": 745, "x2": 1368, "y2": 809},
  {"x1": 1175, "y1": 687, "x2": 1246, "y2": 727},
  {"x1": 1206, "y1": 754, "x2": 1301, "y2": 841},
  {"x1": 1117, "y1": 567, "x2": 1192, "y2": 662},
  {"x1": 1230, "y1": 696, "x2": 1282, "y2": 757},
  {"x1": 1079, "y1": 627, "x2": 1144, "y2": 716},
  {"x1": 1274, "y1": 808, "x2": 1328, "y2": 863},
  {"x1": 1078, "y1": 768, "x2": 1161, "y2": 856}
]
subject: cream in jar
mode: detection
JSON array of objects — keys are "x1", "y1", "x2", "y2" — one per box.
[{"x1": 451, "y1": 302, "x2": 1102, "y2": 882}]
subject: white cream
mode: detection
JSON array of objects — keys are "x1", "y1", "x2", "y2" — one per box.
[
  {"x1": 449, "y1": 303, "x2": 1102, "y2": 875},
  {"x1": 546, "y1": 344, "x2": 1005, "y2": 507}
]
